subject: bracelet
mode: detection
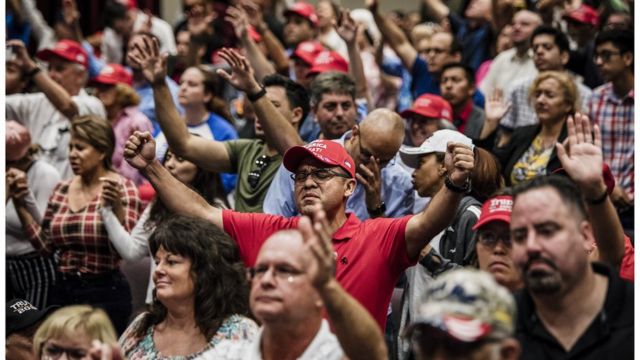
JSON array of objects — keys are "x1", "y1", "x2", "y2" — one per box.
[
  {"x1": 26, "y1": 66, "x2": 41, "y2": 78},
  {"x1": 247, "y1": 87, "x2": 267, "y2": 102},
  {"x1": 367, "y1": 202, "x2": 386, "y2": 218},
  {"x1": 444, "y1": 174, "x2": 471, "y2": 194},
  {"x1": 586, "y1": 190, "x2": 608, "y2": 205}
]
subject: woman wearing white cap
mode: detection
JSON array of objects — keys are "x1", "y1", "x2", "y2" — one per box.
[{"x1": 6, "y1": 121, "x2": 61, "y2": 309}]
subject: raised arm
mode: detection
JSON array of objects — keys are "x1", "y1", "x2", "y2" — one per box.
[
  {"x1": 301, "y1": 211, "x2": 387, "y2": 360},
  {"x1": 8, "y1": 40, "x2": 79, "y2": 119},
  {"x1": 366, "y1": 0, "x2": 417, "y2": 71},
  {"x1": 243, "y1": 0, "x2": 290, "y2": 75},
  {"x1": 123, "y1": 131, "x2": 223, "y2": 229},
  {"x1": 555, "y1": 114, "x2": 625, "y2": 268},
  {"x1": 422, "y1": 0, "x2": 450, "y2": 22},
  {"x1": 336, "y1": 9, "x2": 371, "y2": 108},
  {"x1": 216, "y1": 48, "x2": 304, "y2": 155},
  {"x1": 127, "y1": 35, "x2": 233, "y2": 173},
  {"x1": 405, "y1": 143, "x2": 474, "y2": 259},
  {"x1": 226, "y1": 5, "x2": 277, "y2": 81},
  {"x1": 99, "y1": 205, "x2": 152, "y2": 261}
]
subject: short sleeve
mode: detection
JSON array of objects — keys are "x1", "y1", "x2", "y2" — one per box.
[{"x1": 222, "y1": 210, "x2": 299, "y2": 266}]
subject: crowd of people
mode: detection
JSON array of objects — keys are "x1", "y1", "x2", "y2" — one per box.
[{"x1": 5, "y1": 0, "x2": 634, "y2": 359}]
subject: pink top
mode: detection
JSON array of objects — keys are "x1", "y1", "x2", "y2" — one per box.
[{"x1": 112, "y1": 106, "x2": 153, "y2": 185}]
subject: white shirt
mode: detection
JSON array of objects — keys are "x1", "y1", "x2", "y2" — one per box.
[
  {"x1": 6, "y1": 89, "x2": 106, "y2": 179},
  {"x1": 209, "y1": 319, "x2": 345, "y2": 360},
  {"x1": 479, "y1": 48, "x2": 537, "y2": 96},
  {"x1": 6, "y1": 160, "x2": 61, "y2": 256}
]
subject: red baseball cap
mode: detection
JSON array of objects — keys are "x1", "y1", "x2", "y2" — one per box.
[
  {"x1": 91, "y1": 64, "x2": 133, "y2": 86},
  {"x1": 400, "y1": 94, "x2": 453, "y2": 122},
  {"x1": 473, "y1": 195, "x2": 513, "y2": 230},
  {"x1": 563, "y1": 4, "x2": 599, "y2": 27},
  {"x1": 307, "y1": 51, "x2": 349, "y2": 76},
  {"x1": 284, "y1": 2, "x2": 319, "y2": 27},
  {"x1": 552, "y1": 163, "x2": 616, "y2": 195},
  {"x1": 283, "y1": 140, "x2": 356, "y2": 178},
  {"x1": 36, "y1": 39, "x2": 89, "y2": 69},
  {"x1": 291, "y1": 41, "x2": 325, "y2": 66}
]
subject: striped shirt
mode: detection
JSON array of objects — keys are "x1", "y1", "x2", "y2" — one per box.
[
  {"x1": 26, "y1": 177, "x2": 141, "y2": 275},
  {"x1": 587, "y1": 83, "x2": 634, "y2": 197}
]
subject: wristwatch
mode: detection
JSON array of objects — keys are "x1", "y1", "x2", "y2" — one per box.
[
  {"x1": 445, "y1": 175, "x2": 472, "y2": 194},
  {"x1": 367, "y1": 202, "x2": 386, "y2": 218}
]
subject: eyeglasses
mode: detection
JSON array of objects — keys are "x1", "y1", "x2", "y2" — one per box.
[
  {"x1": 593, "y1": 50, "x2": 621, "y2": 62},
  {"x1": 247, "y1": 264, "x2": 304, "y2": 283},
  {"x1": 290, "y1": 168, "x2": 351, "y2": 183},
  {"x1": 42, "y1": 342, "x2": 89, "y2": 360},
  {"x1": 248, "y1": 155, "x2": 271, "y2": 189},
  {"x1": 477, "y1": 231, "x2": 512, "y2": 248}
]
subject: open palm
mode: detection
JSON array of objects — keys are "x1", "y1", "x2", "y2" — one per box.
[{"x1": 127, "y1": 36, "x2": 167, "y2": 85}]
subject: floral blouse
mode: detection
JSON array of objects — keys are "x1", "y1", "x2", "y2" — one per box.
[{"x1": 119, "y1": 313, "x2": 259, "y2": 360}]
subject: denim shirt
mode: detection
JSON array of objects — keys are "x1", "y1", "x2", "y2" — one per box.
[{"x1": 263, "y1": 132, "x2": 415, "y2": 219}]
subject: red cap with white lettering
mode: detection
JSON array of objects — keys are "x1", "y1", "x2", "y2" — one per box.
[
  {"x1": 473, "y1": 195, "x2": 513, "y2": 230},
  {"x1": 283, "y1": 140, "x2": 355, "y2": 178}
]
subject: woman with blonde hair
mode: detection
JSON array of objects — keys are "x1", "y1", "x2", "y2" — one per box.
[
  {"x1": 33, "y1": 305, "x2": 117, "y2": 360},
  {"x1": 493, "y1": 71, "x2": 579, "y2": 185},
  {"x1": 12, "y1": 115, "x2": 141, "y2": 334},
  {"x1": 92, "y1": 64, "x2": 153, "y2": 185}
]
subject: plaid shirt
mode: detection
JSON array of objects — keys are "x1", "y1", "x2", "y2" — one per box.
[
  {"x1": 588, "y1": 83, "x2": 634, "y2": 197},
  {"x1": 26, "y1": 177, "x2": 141, "y2": 275},
  {"x1": 501, "y1": 75, "x2": 593, "y2": 130}
]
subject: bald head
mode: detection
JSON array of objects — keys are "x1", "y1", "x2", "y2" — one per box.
[
  {"x1": 250, "y1": 230, "x2": 322, "y2": 325},
  {"x1": 359, "y1": 109, "x2": 405, "y2": 146},
  {"x1": 512, "y1": 10, "x2": 542, "y2": 46},
  {"x1": 347, "y1": 109, "x2": 405, "y2": 168}
]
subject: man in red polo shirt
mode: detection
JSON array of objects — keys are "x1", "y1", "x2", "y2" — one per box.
[{"x1": 124, "y1": 132, "x2": 474, "y2": 329}]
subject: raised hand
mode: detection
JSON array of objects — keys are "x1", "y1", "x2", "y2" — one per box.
[
  {"x1": 6, "y1": 168, "x2": 30, "y2": 205},
  {"x1": 6, "y1": 40, "x2": 38, "y2": 73},
  {"x1": 187, "y1": 4, "x2": 216, "y2": 37},
  {"x1": 100, "y1": 177, "x2": 123, "y2": 211},
  {"x1": 240, "y1": 0, "x2": 267, "y2": 33},
  {"x1": 484, "y1": 88, "x2": 511, "y2": 123},
  {"x1": 444, "y1": 143, "x2": 474, "y2": 187},
  {"x1": 225, "y1": 6, "x2": 250, "y2": 40},
  {"x1": 124, "y1": 131, "x2": 157, "y2": 170},
  {"x1": 335, "y1": 9, "x2": 359, "y2": 45},
  {"x1": 126, "y1": 35, "x2": 167, "y2": 86},
  {"x1": 356, "y1": 157, "x2": 383, "y2": 213},
  {"x1": 61, "y1": 0, "x2": 80, "y2": 27},
  {"x1": 364, "y1": 0, "x2": 379, "y2": 14},
  {"x1": 555, "y1": 113, "x2": 605, "y2": 197},
  {"x1": 215, "y1": 48, "x2": 262, "y2": 95},
  {"x1": 299, "y1": 208, "x2": 336, "y2": 291}
]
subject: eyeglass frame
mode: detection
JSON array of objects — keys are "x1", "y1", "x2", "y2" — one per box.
[
  {"x1": 593, "y1": 50, "x2": 622, "y2": 63},
  {"x1": 477, "y1": 229, "x2": 512, "y2": 249},
  {"x1": 290, "y1": 168, "x2": 352, "y2": 183}
]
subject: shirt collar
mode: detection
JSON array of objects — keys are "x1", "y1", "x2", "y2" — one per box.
[
  {"x1": 604, "y1": 83, "x2": 634, "y2": 103},
  {"x1": 456, "y1": 101, "x2": 474, "y2": 122},
  {"x1": 332, "y1": 213, "x2": 361, "y2": 242}
]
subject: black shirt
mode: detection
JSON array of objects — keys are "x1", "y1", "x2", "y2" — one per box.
[{"x1": 515, "y1": 262, "x2": 634, "y2": 359}]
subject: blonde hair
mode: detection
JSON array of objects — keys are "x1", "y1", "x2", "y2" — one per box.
[
  {"x1": 33, "y1": 305, "x2": 117, "y2": 358},
  {"x1": 528, "y1": 71, "x2": 579, "y2": 114},
  {"x1": 70, "y1": 115, "x2": 115, "y2": 169},
  {"x1": 114, "y1": 83, "x2": 140, "y2": 108}
]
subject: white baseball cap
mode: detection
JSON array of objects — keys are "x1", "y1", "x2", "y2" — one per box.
[{"x1": 399, "y1": 129, "x2": 474, "y2": 168}]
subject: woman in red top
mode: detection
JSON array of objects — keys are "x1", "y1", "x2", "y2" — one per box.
[{"x1": 13, "y1": 115, "x2": 141, "y2": 334}]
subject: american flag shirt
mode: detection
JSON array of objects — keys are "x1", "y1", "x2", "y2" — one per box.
[
  {"x1": 588, "y1": 83, "x2": 634, "y2": 198},
  {"x1": 26, "y1": 177, "x2": 141, "y2": 275}
]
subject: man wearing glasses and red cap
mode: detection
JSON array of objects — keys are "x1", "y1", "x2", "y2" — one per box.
[
  {"x1": 6, "y1": 39, "x2": 106, "y2": 179},
  {"x1": 125, "y1": 130, "x2": 474, "y2": 330}
]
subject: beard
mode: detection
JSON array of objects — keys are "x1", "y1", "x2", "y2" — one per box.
[{"x1": 523, "y1": 255, "x2": 562, "y2": 294}]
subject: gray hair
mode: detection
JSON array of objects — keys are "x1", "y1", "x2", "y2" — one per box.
[{"x1": 309, "y1": 72, "x2": 356, "y2": 106}]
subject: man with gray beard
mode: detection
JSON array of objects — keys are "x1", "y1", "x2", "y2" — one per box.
[{"x1": 510, "y1": 175, "x2": 633, "y2": 359}]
